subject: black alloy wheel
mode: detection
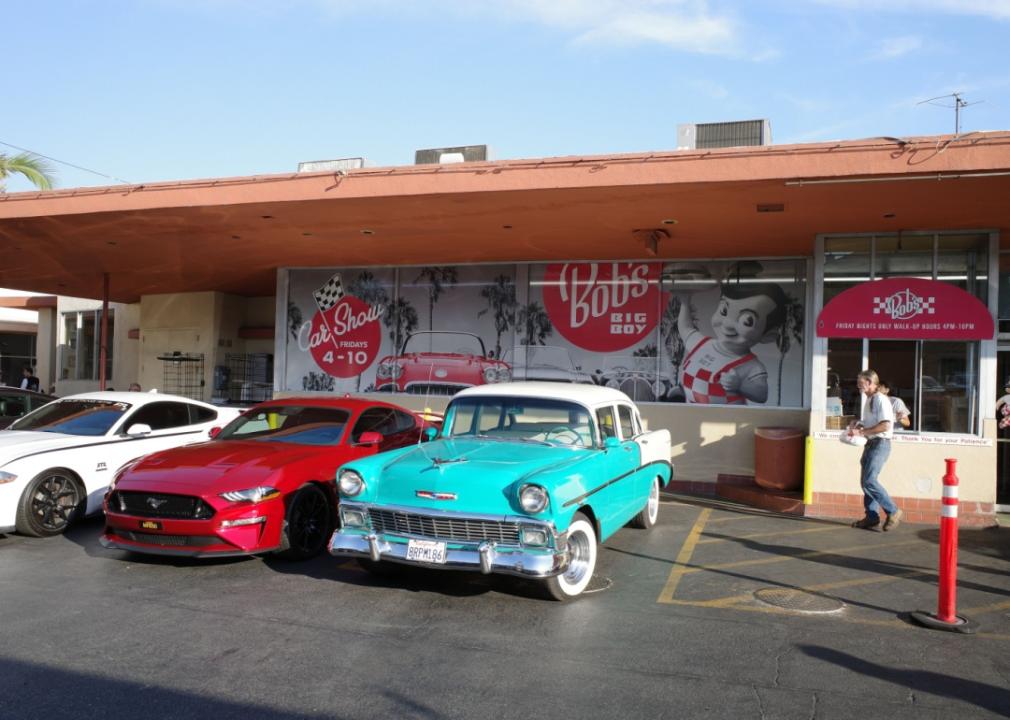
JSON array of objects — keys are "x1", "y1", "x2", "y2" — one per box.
[
  {"x1": 16, "y1": 471, "x2": 82, "y2": 537},
  {"x1": 281, "y1": 485, "x2": 333, "y2": 560}
]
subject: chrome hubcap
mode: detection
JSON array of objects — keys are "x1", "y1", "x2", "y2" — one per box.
[
  {"x1": 562, "y1": 529, "x2": 591, "y2": 587},
  {"x1": 647, "y1": 481, "x2": 659, "y2": 523}
]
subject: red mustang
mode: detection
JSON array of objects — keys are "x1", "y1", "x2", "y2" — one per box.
[{"x1": 100, "y1": 397, "x2": 439, "y2": 559}]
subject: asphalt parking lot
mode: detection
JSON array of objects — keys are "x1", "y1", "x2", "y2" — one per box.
[{"x1": 2, "y1": 498, "x2": 1009, "y2": 720}]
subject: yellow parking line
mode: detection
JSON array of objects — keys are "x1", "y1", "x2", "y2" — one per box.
[
  {"x1": 703, "y1": 515, "x2": 761, "y2": 524},
  {"x1": 678, "y1": 539, "x2": 922, "y2": 576},
  {"x1": 960, "y1": 598, "x2": 1010, "y2": 616},
  {"x1": 656, "y1": 508, "x2": 711, "y2": 604},
  {"x1": 697, "y1": 525, "x2": 846, "y2": 545}
]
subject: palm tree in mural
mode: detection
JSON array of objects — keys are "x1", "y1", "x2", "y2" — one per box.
[
  {"x1": 775, "y1": 294, "x2": 805, "y2": 405},
  {"x1": 414, "y1": 266, "x2": 458, "y2": 331},
  {"x1": 384, "y1": 296, "x2": 419, "y2": 353},
  {"x1": 477, "y1": 274, "x2": 517, "y2": 358},
  {"x1": 659, "y1": 295, "x2": 689, "y2": 391},
  {"x1": 0, "y1": 152, "x2": 55, "y2": 191},
  {"x1": 348, "y1": 271, "x2": 391, "y2": 390},
  {"x1": 287, "y1": 301, "x2": 303, "y2": 342},
  {"x1": 516, "y1": 301, "x2": 553, "y2": 346}
]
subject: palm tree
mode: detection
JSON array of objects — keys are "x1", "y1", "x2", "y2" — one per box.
[
  {"x1": 477, "y1": 274, "x2": 517, "y2": 358},
  {"x1": 414, "y1": 266, "x2": 458, "y2": 331},
  {"x1": 384, "y1": 296, "x2": 419, "y2": 352},
  {"x1": 775, "y1": 295, "x2": 805, "y2": 405},
  {"x1": 287, "y1": 301, "x2": 303, "y2": 341},
  {"x1": 348, "y1": 271, "x2": 392, "y2": 390},
  {"x1": 517, "y1": 301, "x2": 553, "y2": 345},
  {"x1": 0, "y1": 153, "x2": 55, "y2": 191}
]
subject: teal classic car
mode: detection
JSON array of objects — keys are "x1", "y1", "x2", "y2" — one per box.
[{"x1": 328, "y1": 382, "x2": 672, "y2": 600}]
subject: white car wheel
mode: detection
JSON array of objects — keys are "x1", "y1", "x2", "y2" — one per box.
[
  {"x1": 545, "y1": 513, "x2": 597, "y2": 601},
  {"x1": 629, "y1": 477, "x2": 661, "y2": 530}
]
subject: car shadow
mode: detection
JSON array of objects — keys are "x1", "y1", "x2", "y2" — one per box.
[{"x1": 262, "y1": 554, "x2": 550, "y2": 601}]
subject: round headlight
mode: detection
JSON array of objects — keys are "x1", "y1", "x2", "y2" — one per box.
[
  {"x1": 498, "y1": 367, "x2": 512, "y2": 382},
  {"x1": 482, "y1": 367, "x2": 499, "y2": 383},
  {"x1": 338, "y1": 470, "x2": 365, "y2": 497},
  {"x1": 519, "y1": 484, "x2": 549, "y2": 514}
]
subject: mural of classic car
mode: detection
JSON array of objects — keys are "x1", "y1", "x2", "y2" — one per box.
[
  {"x1": 592, "y1": 356, "x2": 678, "y2": 403},
  {"x1": 501, "y1": 345, "x2": 593, "y2": 384},
  {"x1": 328, "y1": 382, "x2": 673, "y2": 600},
  {"x1": 374, "y1": 331, "x2": 511, "y2": 395}
]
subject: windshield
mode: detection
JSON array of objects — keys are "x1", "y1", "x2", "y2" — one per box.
[
  {"x1": 446, "y1": 396, "x2": 595, "y2": 447},
  {"x1": 217, "y1": 406, "x2": 350, "y2": 445},
  {"x1": 402, "y1": 332, "x2": 485, "y2": 357},
  {"x1": 9, "y1": 399, "x2": 132, "y2": 436}
]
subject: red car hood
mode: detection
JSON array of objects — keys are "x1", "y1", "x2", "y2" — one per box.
[{"x1": 115, "y1": 440, "x2": 341, "y2": 495}]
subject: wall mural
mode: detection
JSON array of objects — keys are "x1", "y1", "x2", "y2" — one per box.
[{"x1": 283, "y1": 259, "x2": 806, "y2": 406}]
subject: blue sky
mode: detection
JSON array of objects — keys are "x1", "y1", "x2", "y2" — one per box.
[{"x1": 4, "y1": 0, "x2": 1008, "y2": 191}]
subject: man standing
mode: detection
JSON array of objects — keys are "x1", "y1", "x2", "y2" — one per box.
[
  {"x1": 849, "y1": 370, "x2": 903, "y2": 531},
  {"x1": 19, "y1": 365, "x2": 40, "y2": 392}
]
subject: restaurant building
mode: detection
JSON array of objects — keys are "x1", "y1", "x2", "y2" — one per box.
[{"x1": 2, "y1": 131, "x2": 1008, "y2": 524}]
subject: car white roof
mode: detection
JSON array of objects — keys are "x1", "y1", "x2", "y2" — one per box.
[
  {"x1": 59, "y1": 391, "x2": 215, "y2": 407},
  {"x1": 454, "y1": 381, "x2": 633, "y2": 407}
]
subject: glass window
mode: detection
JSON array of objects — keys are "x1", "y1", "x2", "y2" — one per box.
[
  {"x1": 999, "y1": 253, "x2": 1010, "y2": 334},
  {"x1": 351, "y1": 407, "x2": 400, "y2": 440},
  {"x1": 822, "y1": 232, "x2": 988, "y2": 433},
  {"x1": 0, "y1": 391, "x2": 28, "y2": 419},
  {"x1": 190, "y1": 405, "x2": 218, "y2": 423},
  {"x1": 445, "y1": 396, "x2": 594, "y2": 447},
  {"x1": 127, "y1": 402, "x2": 195, "y2": 431},
  {"x1": 60, "y1": 309, "x2": 115, "y2": 381},
  {"x1": 11, "y1": 399, "x2": 131, "y2": 436},
  {"x1": 618, "y1": 405, "x2": 635, "y2": 439},
  {"x1": 219, "y1": 406, "x2": 350, "y2": 445},
  {"x1": 597, "y1": 406, "x2": 617, "y2": 439}
]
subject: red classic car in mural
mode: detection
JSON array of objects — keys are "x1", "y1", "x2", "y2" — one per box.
[
  {"x1": 100, "y1": 397, "x2": 440, "y2": 559},
  {"x1": 374, "y1": 331, "x2": 511, "y2": 395}
]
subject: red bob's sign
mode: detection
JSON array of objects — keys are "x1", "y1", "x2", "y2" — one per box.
[{"x1": 817, "y1": 277, "x2": 994, "y2": 340}]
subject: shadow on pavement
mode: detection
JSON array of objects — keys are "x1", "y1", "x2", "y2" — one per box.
[{"x1": 798, "y1": 645, "x2": 1010, "y2": 718}]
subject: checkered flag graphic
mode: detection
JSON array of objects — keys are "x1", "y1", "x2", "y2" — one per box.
[
  {"x1": 922, "y1": 296, "x2": 936, "y2": 314},
  {"x1": 313, "y1": 273, "x2": 345, "y2": 312},
  {"x1": 873, "y1": 296, "x2": 885, "y2": 315}
]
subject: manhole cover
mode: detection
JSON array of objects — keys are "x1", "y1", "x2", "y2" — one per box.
[
  {"x1": 584, "y1": 575, "x2": 613, "y2": 594},
  {"x1": 753, "y1": 588, "x2": 845, "y2": 614}
]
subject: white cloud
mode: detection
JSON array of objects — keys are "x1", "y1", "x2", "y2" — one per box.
[
  {"x1": 689, "y1": 78, "x2": 730, "y2": 100},
  {"x1": 812, "y1": 0, "x2": 1010, "y2": 20},
  {"x1": 873, "y1": 35, "x2": 923, "y2": 59}
]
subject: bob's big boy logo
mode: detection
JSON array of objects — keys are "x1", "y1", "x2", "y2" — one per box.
[{"x1": 543, "y1": 262, "x2": 661, "y2": 352}]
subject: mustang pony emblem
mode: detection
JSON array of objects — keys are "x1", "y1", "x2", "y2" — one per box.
[
  {"x1": 415, "y1": 490, "x2": 458, "y2": 501},
  {"x1": 146, "y1": 497, "x2": 168, "y2": 509}
]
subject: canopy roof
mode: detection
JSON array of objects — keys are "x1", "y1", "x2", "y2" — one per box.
[{"x1": 1, "y1": 132, "x2": 1009, "y2": 303}]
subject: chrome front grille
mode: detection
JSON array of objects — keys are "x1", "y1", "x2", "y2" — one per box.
[{"x1": 367, "y1": 508, "x2": 521, "y2": 544}]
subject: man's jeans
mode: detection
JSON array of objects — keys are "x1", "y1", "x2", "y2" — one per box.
[{"x1": 860, "y1": 438, "x2": 896, "y2": 521}]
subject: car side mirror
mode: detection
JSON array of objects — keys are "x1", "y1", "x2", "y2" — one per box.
[
  {"x1": 356, "y1": 431, "x2": 383, "y2": 446},
  {"x1": 424, "y1": 426, "x2": 438, "y2": 441},
  {"x1": 126, "y1": 423, "x2": 152, "y2": 437},
  {"x1": 603, "y1": 436, "x2": 621, "y2": 450},
  {"x1": 208, "y1": 426, "x2": 222, "y2": 439}
]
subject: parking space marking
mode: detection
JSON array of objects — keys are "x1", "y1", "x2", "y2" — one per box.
[
  {"x1": 697, "y1": 525, "x2": 846, "y2": 545},
  {"x1": 677, "y1": 539, "x2": 922, "y2": 576},
  {"x1": 656, "y1": 508, "x2": 711, "y2": 604}
]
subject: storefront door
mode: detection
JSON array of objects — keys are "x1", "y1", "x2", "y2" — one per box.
[{"x1": 996, "y1": 347, "x2": 1010, "y2": 509}]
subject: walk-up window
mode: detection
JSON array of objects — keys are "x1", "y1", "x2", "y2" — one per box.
[
  {"x1": 819, "y1": 232, "x2": 990, "y2": 434},
  {"x1": 60, "y1": 309, "x2": 114, "y2": 381}
]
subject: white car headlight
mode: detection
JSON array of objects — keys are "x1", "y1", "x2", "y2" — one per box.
[
  {"x1": 0, "y1": 471, "x2": 17, "y2": 485},
  {"x1": 519, "y1": 484, "x2": 549, "y2": 514},
  {"x1": 482, "y1": 367, "x2": 498, "y2": 383},
  {"x1": 219, "y1": 486, "x2": 280, "y2": 503},
  {"x1": 338, "y1": 470, "x2": 365, "y2": 497}
]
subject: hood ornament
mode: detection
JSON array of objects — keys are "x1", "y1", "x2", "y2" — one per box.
[
  {"x1": 416, "y1": 490, "x2": 458, "y2": 501},
  {"x1": 431, "y1": 456, "x2": 466, "y2": 468}
]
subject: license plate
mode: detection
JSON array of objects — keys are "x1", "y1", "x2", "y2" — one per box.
[
  {"x1": 406, "y1": 539, "x2": 447, "y2": 564},
  {"x1": 140, "y1": 520, "x2": 162, "y2": 530}
]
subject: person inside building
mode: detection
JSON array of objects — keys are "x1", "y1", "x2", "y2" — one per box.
[
  {"x1": 19, "y1": 365, "x2": 40, "y2": 392},
  {"x1": 128, "y1": 382, "x2": 142, "y2": 392},
  {"x1": 848, "y1": 369, "x2": 902, "y2": 531},
  {"x1": 677, "y1": 281, "x2": 789, "y2": 405},
  {"x1": 878, "y1": 379, "x2": 911, "y2": 429}
]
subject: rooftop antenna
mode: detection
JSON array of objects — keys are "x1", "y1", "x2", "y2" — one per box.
[{"x1": 917, "y1": 92, "x2": 983, "y2": 135}]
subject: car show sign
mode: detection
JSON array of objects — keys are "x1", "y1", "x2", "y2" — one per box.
[
  {"x1": 816, "y1": 277, "x2": 994, "y2": 340},
  {"x1": 306, "y1": 274, "x2": 384, "y2": 379}
]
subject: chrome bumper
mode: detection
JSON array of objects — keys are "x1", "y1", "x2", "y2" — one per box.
[{"x1": 328, "y1": 530, "x2": 569, "y2": 579}]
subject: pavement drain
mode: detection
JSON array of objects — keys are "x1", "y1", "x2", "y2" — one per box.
[
  {"x1": 585, "y1": 575, "x2": 613, "y2": 593},
  {"x1": 753, "y1": 588, "x2": 845, "y2": 614}
]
